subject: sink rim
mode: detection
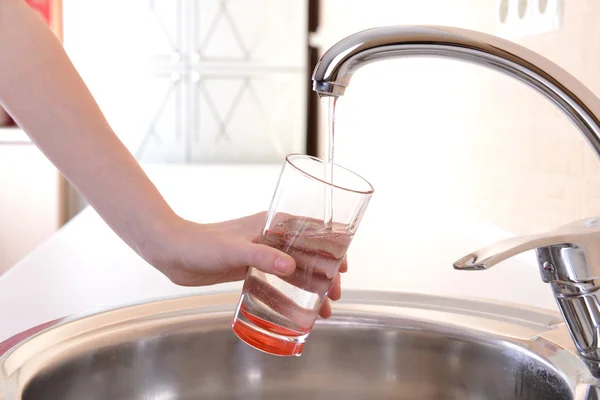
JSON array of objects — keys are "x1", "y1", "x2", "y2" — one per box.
[
  {"x1": 0, "y1": 289, "x2": 596, "y2": 399},
  {"x1": 0, "y1": 289, "x2": 566, "y2": 359}
]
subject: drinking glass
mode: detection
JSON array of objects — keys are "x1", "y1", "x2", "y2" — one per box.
[{"x1": 232, "y1": 154, "x2": 374, "y2": 356}]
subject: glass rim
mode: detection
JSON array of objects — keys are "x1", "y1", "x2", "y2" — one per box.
[{"x1": 285, "y1": 153, "x2": 374, "y2": 195}]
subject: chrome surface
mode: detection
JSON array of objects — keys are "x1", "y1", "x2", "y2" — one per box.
[
  {"x1": 312, "y1": 25, "x2": 600, "y2": 370},
  {"x1": 0, "y1": 290, "x2": 597, "y2": 399},
  {"x1": 455, "y1": 218, "x2": 600, "y2": 371}
]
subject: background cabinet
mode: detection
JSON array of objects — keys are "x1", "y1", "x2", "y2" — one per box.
[{"x1": 62, "y1": 0, "x2": 309, "y2": 164}]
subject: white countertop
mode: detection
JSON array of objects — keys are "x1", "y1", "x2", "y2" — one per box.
[
  {"x1": 0, "y1": 164, "x2": 556, "y2": 343},
  {"x1": 0, "y1": 127, "x2": 32, "y2": 144}
]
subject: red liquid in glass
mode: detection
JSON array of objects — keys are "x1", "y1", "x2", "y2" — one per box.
[{"x1": 232, "y1": 217, "x2": 351, "y2": 356}]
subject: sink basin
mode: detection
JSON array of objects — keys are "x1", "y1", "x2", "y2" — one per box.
[{"x1": 0, "y1": 290, "x2": 597, "y2": 399}]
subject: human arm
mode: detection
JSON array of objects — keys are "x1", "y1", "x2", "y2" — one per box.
[{"x1": 0, "y1": 0, "x2": 344, "y2": 316}]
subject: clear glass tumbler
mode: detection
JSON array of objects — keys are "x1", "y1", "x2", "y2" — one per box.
[{"x1": 232, "y1": 154, "x2": 374, "y2": 356}]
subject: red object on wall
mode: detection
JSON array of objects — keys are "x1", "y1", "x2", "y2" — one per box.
[
  {"x1": 25, "y1": 0, "x2": 50, "y2": 23},
  {"x1": 0, "y1": 0, "x2": 64, "y2": 127},
  {"x1": 23, "y1": 0, "x2": 63, "y2": 41}
]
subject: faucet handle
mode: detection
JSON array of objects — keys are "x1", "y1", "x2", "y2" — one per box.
[
  {"x1": 455, "y1": 217, "x2": 600, "y2": 364},
  {"x1": 454, "y1": 217, "x2": 600, "y2": 286}
]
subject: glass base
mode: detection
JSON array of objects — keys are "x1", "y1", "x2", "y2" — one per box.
[{"x1": 232, "y1": 308, "x2": 307, "y2": 357}]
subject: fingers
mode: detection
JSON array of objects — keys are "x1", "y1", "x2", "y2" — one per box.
[
  {"x1": 246, "y1": 275, "x2": 320, "y2": 330},
  {"x1": 212, "y1": 267, "x2": 249, "y2": 284},
  {"x1": 339, "y1": 256, "x2": 348, "y2": 273},
  {"x1": 233, "y1": 241, "x2": 296, "y2": 276},
  {"x1": 319, "y1": 298, "x2": 332, "y2": 319},
  {"x1": 328, "y1": 273, "x2": 341, "y2": 301},
  {"x1": 278, "y1": 268, "x2": 332, "y2": 298},
  {"x1": 318, "y1": 273, "x2": 341, "y2": 320},
  {"x1": 282, "y1": 248, "x2": 340, "y2": 279}
]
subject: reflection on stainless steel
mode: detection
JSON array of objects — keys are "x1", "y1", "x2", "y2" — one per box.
[
  {"x1": 312, "y1": 25, "x2": 600, "y2": 374},
  {"x1": 0, "y1": 291, "x2": 597, "y2": 399}
]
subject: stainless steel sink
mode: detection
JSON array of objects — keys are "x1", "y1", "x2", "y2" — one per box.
[{"x1": 0, "y1": 290, "x2": 598, "y2": 399}]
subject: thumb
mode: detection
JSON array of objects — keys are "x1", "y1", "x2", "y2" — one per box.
[{"x1": 234, "y1": 241, "x2": 296, "y2": 276}]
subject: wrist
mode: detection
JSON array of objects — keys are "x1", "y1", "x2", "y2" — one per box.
[{"x1": 130, "y1": 208, "x2": 183, "y2": 266}]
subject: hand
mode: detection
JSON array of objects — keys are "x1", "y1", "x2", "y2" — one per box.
[
  {"x1": 0, "y1": 2, "x2": 345, "y2": 321},
  {"x1": 142, "y1": 212, "x2": 347, "y2": 319}
]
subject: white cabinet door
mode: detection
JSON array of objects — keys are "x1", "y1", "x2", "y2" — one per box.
[
  {"x1": 62, "y1": 0, "x2": 307, "y2": 164},
  {"x1": 0, "y1": 143, "x2": 60, "y2": 274}
]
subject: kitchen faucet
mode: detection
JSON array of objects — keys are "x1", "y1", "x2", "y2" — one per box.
[{"x1": 312, "y1": 25, "x2": 600, "y2": 376}]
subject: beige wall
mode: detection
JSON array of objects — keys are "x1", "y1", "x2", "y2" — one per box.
[
  {"x1": 464, "y1": 0, "x2": 600, "y2": 235},
  {"x1": 318, "y1": 0, "x2": 600, "y2": 237}
]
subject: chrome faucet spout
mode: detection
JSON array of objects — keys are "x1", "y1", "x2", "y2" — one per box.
[
  {"x1": 312, "y1": 25, "x2": 600, "y2": 152},
  {"x1": 312, "y1": 25, "x2": 600, "y2": 373}
]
